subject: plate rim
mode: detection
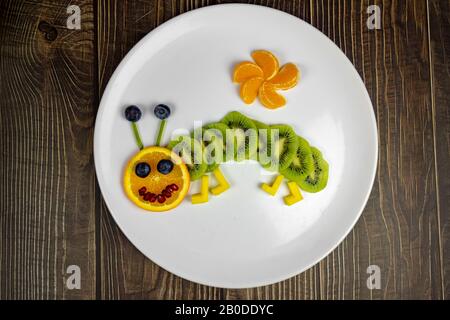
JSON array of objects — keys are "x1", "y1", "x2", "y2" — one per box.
[{"x1": 94, "y1": 3, "x2": 379, "y2": 289}]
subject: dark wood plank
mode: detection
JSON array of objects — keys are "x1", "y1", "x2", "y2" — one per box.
[
  {"x1": 0, "y1": 0, "x2": 97, "y2": 299},
  {"x1": 428, "y1": 0, "x2": 450, "y2": 299},
  {"x1": 97, "y1": 0, "x2": 443, "y2": 299}
]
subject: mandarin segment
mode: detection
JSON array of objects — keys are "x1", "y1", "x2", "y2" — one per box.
[
  {"x1": 232, "y1": 51, "x2": 300, "y2": 108},
  {"x1": 269, "y1": 63, "x2": 299, "y2": 90},
  {"x1": 240, "y1": 77, "x2": 264, "y2": 104},
  {"x1": 233, "y1": 61, "x2": 264, "y2": 83},
  {"x1": 258, "y1": 82, "x2": 286, "y2": 109},
  {"x1": 251, "y1": 50, "x2": 279, "y2": 80}
]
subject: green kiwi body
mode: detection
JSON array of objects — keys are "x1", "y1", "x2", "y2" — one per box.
[
  {"x1": 263, "y1": 124, "x2": 299, "y2": 172},
  {"x1": 297, "y1": 147, "x2": 329, "y2": 193},
  {"x1": 280, "y1": 136, "x2": 314, "y2": 183},
  {"x1": 167, "y1": 136, "x2": 207, "y2": 180},
  {"x1": 166, "y1": 111, "x2": 329, "y2": 193},
  {"x1": 250, "y1": 118, "x2": 272, "y2": 164},
  {"x1": 199, "y1": 122, "x2": 229, "y2": 173},
  {"x1": 220, "y1": 111, "x2": 258, "y2": 161}
]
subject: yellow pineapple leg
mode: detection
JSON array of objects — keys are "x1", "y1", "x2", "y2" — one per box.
[
  {"x1": 261, "y1": 175, "x2": 284, "y2": 196},
  {"x1": 210, "y1": 167, "x2": 230, "y2": 196},
  {"x1": 283, "y1": 181, "x2": 304, "y2": 206},
  {"x1": 192, "y1": 175, "x2": 209, "y2": 204}
]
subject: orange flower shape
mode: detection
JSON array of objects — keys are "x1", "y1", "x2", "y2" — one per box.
[{"x1": 233, "y1": 50, "x2": 300, "y2": 109}]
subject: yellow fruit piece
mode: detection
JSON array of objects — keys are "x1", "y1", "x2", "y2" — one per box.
[
  {"x1": 123, "y1": 146, "x2": 190, "y2": 212},
  {"x1": 240, "y1": 77, "x2": 264, "y2": 104},
  {"x1": 210, "y1": 168, "x2": 230, "y2": 196},
  {"x1": 269, "y1": 63, "x2": 299, "y2": 90},
  {"x1": 192, "y1": 175, "x2": 209, "y2": 204},
  {"x1": 233, "y1": 61, "x2": 264, "y2": 83},
  {"x1": 261, "y1": 175, "x2": 284, "y2": 196},
  {"x1": 258, "y1": 82, "x2": 286, "y2": 109},
  {"x1": 251, "y1": 50, "x2": 279, "y2": 80},
  {"x1": 283, "y1": 181, "x2": 303, "y2": 206}
]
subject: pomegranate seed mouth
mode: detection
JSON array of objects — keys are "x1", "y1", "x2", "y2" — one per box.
[{"x1": 138, "y1": 184, "x2": 179, "y2": 204}]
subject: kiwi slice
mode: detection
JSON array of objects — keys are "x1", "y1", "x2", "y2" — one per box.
[
  {"x1": 252, "y1": 119, "x2": 269, "y2": 130},
  {"x1": 167, "y1": 136, "x2": 207, "y2": 180},
  {"x1": 221, "y1": 111, "x2": 258, "y2": 162},
  {"x1": 264, "y1": 124, "x2": 298, "y2": 172},
  {"x1": 280, "y1": 136, "x2": 314, "y2": 183},
  {"x1": 249, "y1": 118, "x2": 272, "y2": 164},
  {"x1": 298, "y1": 147, "x2": 329, "y2": 193},
  {"x1": 200, "y1": 122, "x2": 229, "y2": 173}
]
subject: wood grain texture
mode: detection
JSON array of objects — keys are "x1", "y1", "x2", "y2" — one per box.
[
  {"x1": 428, "y1": 0, "x2": 450, "y2": 299},
  {"x1": 0, "y1": 0, "x2": 97, "y2": 299},
  {"x1": 1, "y1": 0, "x2": 448, "y2": 300}
]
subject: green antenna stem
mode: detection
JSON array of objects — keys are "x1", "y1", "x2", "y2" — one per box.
[
  {"x1": 131, "y1": 122, "x2": 144, "y2": 150},
  {"x1": 155, "y1": 119, "x2": 166, "y2": 146}
]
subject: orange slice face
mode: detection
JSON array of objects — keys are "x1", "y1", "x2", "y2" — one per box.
[
  {"x1": 240, "y1": 77, "x2": 265, "y2": 104},
  {"x1": 259, "y1": 82, "x2": 286, "y2": 109},
  {"x1": 251, "y1": 50, "x2": 279, "y2": 80},
  {"x1": 123, "y1": 146, "x2": 190, "y2": 212},
  {"x1": 268, "y1": 63, "x2": 299, "y2": 90},
  {"x1": 233, "y1": 61, "x2": 263, "y2": 83}
]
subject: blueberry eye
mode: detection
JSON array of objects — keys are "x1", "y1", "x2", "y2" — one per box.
[
  {"x1": 135, "y1": 162, "x2": 150, "y2": 178},
  {"x1": 125, "y1": 105, "x2": 142, "y2": 122},
  {"x1": 157, "y1": 159, "x2": 174, "y2": 175},
  {"x1": 154, "y1": 104, "x2": 171, "y2": 120}
]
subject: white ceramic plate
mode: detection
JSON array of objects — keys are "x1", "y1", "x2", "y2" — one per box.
[{"x1": 94, "y1": 4, "x2": 378, "y2": 288}]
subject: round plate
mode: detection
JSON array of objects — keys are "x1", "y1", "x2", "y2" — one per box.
[{"x1": 94, "y1": 4, "x2": 378, "y2": 288}]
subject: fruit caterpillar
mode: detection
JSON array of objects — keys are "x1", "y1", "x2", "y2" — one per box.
[{"x1": 123, "y1": 105, "x2": 329, "y2": 212}]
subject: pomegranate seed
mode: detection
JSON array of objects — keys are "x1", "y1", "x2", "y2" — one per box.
[
  {"x1": 170, "y1": 184, "x2": 179, "y2": 191},
  {"x1": 157, "y1": 194, "x2": 166, "y2": 203},
  {"x1": 162, "y1": 190, "x2": 171, "y2": 198},
  {"x1": 143, "y1": 192, "x2": 151, "y2": 201},
  {"x1": 149, "y1": 193, "x2": 157, "y2": 203},
  {"x1": 139, "y1": 186, "x2": 147, "y2": 195}
]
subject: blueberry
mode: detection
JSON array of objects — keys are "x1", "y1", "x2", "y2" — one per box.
[
  {"x1": 135, "y1": 162, "x2": 150, "y2": 178},
  {"x1": 157, "y1": 159, "x2": 174, "y2": 175},
  {"x1": 154, "y1": 104, "x2": 171, "y2": 120},
  {"x1": 125, "y1": 105, "x2": 142, "y2": 122}
]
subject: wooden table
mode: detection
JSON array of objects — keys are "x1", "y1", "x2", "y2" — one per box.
[{"x1": 0, "y1": 0, "x2": 448, "y2": 300}]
